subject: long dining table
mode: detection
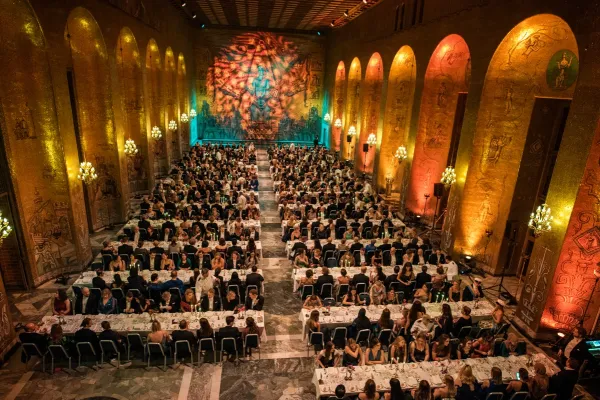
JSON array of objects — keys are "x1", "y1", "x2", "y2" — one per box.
[{"x1": 100, "y1": 239, "x2": 263, "y2": 259}]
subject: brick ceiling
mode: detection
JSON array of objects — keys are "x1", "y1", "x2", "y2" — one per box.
[{"x1": 171, "y1": 0, "x2": 381, "y2": 31}]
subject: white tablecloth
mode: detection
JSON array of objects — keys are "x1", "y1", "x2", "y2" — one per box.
[
  {"x1": 299, "y1": 301, "x2": 494, "y2": 336},
  {"x1": 282, "y1": 218, "x2": 405, "y2": 230},
  {"x1": 286, "y1": 238, "x2": 416, "y2": 258},
  {"x1": 40, "y1": 310, "x2": 267, "y2": 341},
  {"x1": 292, "y1": 263, "x2": 458, "y2": 292},
  {"x1": 312, "y1": 354, "x2": 560, "y2": 397},
  {"x1": 100, "y1": 240, "x2": 262, "y2": 259},
  {"x1": 123, "y1": 218, "x2": 261, "y2": 234}
]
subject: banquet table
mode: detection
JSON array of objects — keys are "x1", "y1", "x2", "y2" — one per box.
[
  {"x1": 292, "y1": 263, "x2": 458, "y2": 292},
  {"x1": 275, "y1": 191, "x2": 354, "y2": 203},
  {"x1": 312, "y1": 353, "x2": 559, "y2": 398},
  {"x1": 123, "y1": 218, "x2": 261, "y2": 234},
  {"x1": 39, "y1": 310, "x2": 267, "y2": 341},
  {"x1": 285, "y1": 237, "x2": 415, "y2": 258},
  {"x1": 102, "y1": 239, "x2": 263, "y2": 259},
  {"x1": 299, "y1": 301, "x2": 494, "y2": 336}
]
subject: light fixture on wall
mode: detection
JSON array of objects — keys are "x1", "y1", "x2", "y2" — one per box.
[
  {"x1": 0, "y1": 211, "x2": 12, "y2": 246},
  {"x1": 168, "y1": 120, "x2": 178, "y2": 131},
  {"x1": 324, "y1": 113, "x2": 331, "y2": 123},
  {"x1": 124, "y1": 138, "x2": 138, "y2": 156},
  {"x1": 441, "y1": 166, "x2": 457, "y2": 188},
  {"x1": 151, "y1": 126, "x2": 162, "y2": 140},
  {"x1": 348, "y1": 126, "x2": 357, "y2": 136},
  {"x1": 344, "y1": 10, "x2": 349, "y2": 17},
  {"x1": 192, "y1": 13, "x2": 197, "y2": 19},
  {"x1": 394, "y1": 145, "x2": 408, "y2": 163},
  {"x1": 334, "y1": 118, "x2": 342, "y2": 128},
  {"x1": 181, "y1": 1, "x2": 187, "y2": 7},
  {"x1": 528, "y1": 203, "x2": 553, "y2": 237},
  {"x1": 77, "y1": 161, "x2": 98, "y2": 185},
  {"x1": 189, "y1": 109, "x2": 197, "y2": 118},
  {"x1": 367, "y1": 133, "x2": 377, "y2": 147},
  {"x1": 180, "y1": 113, "x2": 189, "y2": 123}
]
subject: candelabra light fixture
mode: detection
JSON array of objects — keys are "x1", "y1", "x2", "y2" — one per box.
[
  {"x1": 168, "y1": 120, "x2": 178, "y2": 131},
  {"x1": 151, "y1": 126, "x2": 162, "y2": 140},
  {"x1": 0, "y1": 211, "x2": 12, "y2": 246},
  {"x1": 324, "y1": 113, "x2": 331, "y2": 123},
  {"x1": 367, "y1": 133, "x2": 377, "y2": 147},
  {"x1": 189, "y1": 109, "x2": 197, "y2": 118},
  {"x1": 77, "y1": 161, "x2": 98, "y2": 185},
  {"x1": 528, "y1": 203, "x2": 553, "y2": 237},
  {"x1": 441, "y1": 166, "x2": 457, "y2": 187},
  {"x1": 180, "y1": 113, "x2": 189, "y2": 123},
  {"x1": 348, "y1": 125, "x2": 357, "y2": 137},
  {"x1": 124, "y1": 138, "x2": 138, "y2": 156},
  {"x1": 394, "y1": 145, "x2": 408, "y2": 163},
  {"x1": 334, "y1": 118, "x2": 342, "y2": 128}
]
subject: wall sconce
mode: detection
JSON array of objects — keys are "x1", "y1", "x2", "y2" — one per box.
[
  {"x1": 528, "y1": 203, "x2": 553, "y2": 237},
  {"x1": 334, "y1": 118, "x2": 342, "y2": 128},
  {"x1": 324, "y1": 113, "x2": 331, "y2": 123},
  {"x1": 124, "y1": 139, "x2": 139, "y2": 156},
  {"x1": 348, "y1": 126, "x2": 357, "y2": 136},
  {"x1": 189, "y1": 109, "x2": 197, "y2": 118},
  {"x1": 441, "y1": 166, "x2": 457, "y2": 188},
  {"x1": 180, "y1": 113, "x2": 189, "y2": 123},
  {"x1": 77, "y1": 161, "x2": 98, "y2": 185},
  {"x1": 168, "y1": 120, "x2": 178, "y2": 131},
  {"x1": 367, "y1": 133, "x2": 377, "y2": 147},
  {"x1": 151, "y1": 126, "x2": 162, "y2": 140},
  {"x1": 394, "y1": 145, "x2": 408, "y2": 163},
  {"x1": 0, "y1": 211, "x2": 12, "y2": 246}
]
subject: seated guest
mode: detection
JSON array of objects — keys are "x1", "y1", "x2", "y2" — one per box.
[
  {"x1": 150, "y1": 240, "x2": 165, "y2": 255},
  {"x1": 431, "y1": 266, "x2": 447, "y2": 293},
  {"x1": 480, "y1": 367, "x2": 508, "y2": 398},
  {"x1": 317, "y1": 341, "x2": 340, "y2": 368},
  {"x1": 549, "y1": 358, "x2": 579, "y2": 400},
  {"x1": 412, "y1": 248, "x2": 426, "y2": 265},
  {"x1": 315, "y1": 266, "x2": 334, "y2": 295},
  {"x1": 310, "y1": 248, "x2": 324, "y2": 268},
  {"x1": 428, "y1": 248, "x2": 446, "y2": 265},
  {"x1": 343, "y1": 338, "x2": 363, "y2": 366},
  {"x1": 126, "y1": 267, "x2": 147, "y2": 296},
  {"x1": 432, "y1": 334, "x2": 451, "y2": 361},
  {"x1": 211, "y1": 252, "x2": 225, "y2": 271},
  {"x1": 99, "y1": 321, "x2": 125, "y2": 353},
  {"x1": 245, "y1": 265, "x2": 264, "y2": 293},
  {"x1": 455, "y1": 365, "x2": 480, "y2": 400},
  {"x1": 339, "y1": 252, "x2": 354, "y2": 268},
  {"x1": 74, "y1": 317, "x2": 99, "y2": 353},
  {"x1": 463, "y1": 277, "x2": 484, "y2": 300},
  {"x1": 52, "y1": 288, "x2": 72, "y2": 316},
  {"x1": 433, "y1": 376, "x2": 457, "y2": 400},
  {"x1": 218, "y1": 316, "x2": 241, "y2": 360},
  {"x1": 98, "y1": 288, "x2": 117, "y2": 314},
  {"x1": 159, "y1": 253, "x2": 175, "y2": 270},
  {"x1": 303, "y1": 294, "x2": 323, "y2": 309},
  {"x1": 147, "y1": 321, "x2": 171, "y2": 345},
  {"x1": 453, "y1": 306, "x2": 473, "y2": 337},
  {"x1": 180, "y1": 288, "x2": 198, "y2": 312},
  {"x1": 448, "y1": 280, "x2": 463, "y2": 302},
  {"x1": 197, "y1": 318, "x2": 214, "y2": 339},
  {"x1": 128, "y1": 253, "x2": 143, "y2": 271},
  {"x1": 245, "y1": 289, "x2": 264, "y2": 311},
  {"x1": 226, "y1": 251, "x2": 242, "y2": 270},
  {"x1": 411, "y1": 314, "x2": 435, "y2": 339},
  {"x1": 505, "y1": 368, "x2": 531, "y2": 396},
  {"x1": 172, "y1": 320, "x2": 196, "y2": 352},
  {"x1": 200, "y1": 288, "x2": 221, "y2": 311},
  {"x1": 351, "y1": 266, "x2": 370, "y2": 289},
  {"x1": 389, "y1": 336, "x2": 408, "y2": 363},
  {"x1": 123, "y1": 290, "x2": 141, "y2": 314},
  {"x1": 334, "y1": 384, "x2": 351, "y2": 400},
  {"x1": 49, "y1": 324, "x2": 66, "y2": 346},
  {"x1": 413, "y1": 283, "x2": 431, "y2": 303},
  {"x1": 109, "y1": 255, "x2": 126, "y2": 272},
  {"x1": 369, "y1": 279, "x2": 386, "y2": 305},
  {"x1": 500, "y1": 332, "x2": 519, "y2": 357},
  {"x1": 458, "y1": 337, "x2": 474, "y2": 359},
  {"x1": 150, "y1": 270, "x2": 186, "y2": 297},
  {"x1": 111, "y1": 273, "x2": 126, "y2": 290},
  {"x1": 385, "y1": 265, "x2": 400, "y2": 289},
  {"x1": 472, "y1": 333, "x2": 493, "y2": 358},
  {"x1": 92, "y1": 270, "x2": 107, "y2": 291},
  {"x1": 223, "y1": 290, "x2": 240, "y2": 311},
  {"x1": 159, "y1": 291, "x2": 180, "y2": 313},
  {"x1": 294, "y1": 249, "x2": 310, "y2": 268},
  {"x1": 196, "y1": 268, "x2": 216, "y2": 298},
  {"x1": 177, "y1": 253, "x2": 193, "y2": 270},
  {"x1": 75, "y1": 287, "x2": 98, "y2": 315},
  {"x1": 342, "y1": 286, "x2": 363, "y2": 306},
  {"x1": 530, "y1": 362, "x2": 550, "y2": 400},
  {"x1": 384, "y1": 288, "x2": 398, "y2": 305},
  {"x1": 352, "y1": 308, "x2": 373, "y2": 336},
  {"x1": 359, "y1": 379, "x2": 380, "y2": 400},
  {"x1": 19, "y1": 323, "x2": 49, "y2": 363}
]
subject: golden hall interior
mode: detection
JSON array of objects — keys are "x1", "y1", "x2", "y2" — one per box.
[{"x1": 0, "y1": 0, "x2": 599, "y2": 399}]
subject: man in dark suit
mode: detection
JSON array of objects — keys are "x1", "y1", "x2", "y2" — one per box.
[
  {"x1": 117, "y1": 238, "x2": 134, "y2": 258},
  {"x1": 322, "y1": 237, "x2": 337, "y2": 259},
  {"x1": 335, "y1": 215, "x2": 347, "y2": 239},
  {"x1": 99, "y1": 321, "x2": 125, "y2": 353},
  {"x1": 171, "y1": 320, "x2": 197, "y2": 353},
  {"x1": 315, "y1": 267, "x2": 335, "y2": 296},
  {"x1": 92, "y1": 270, "x2": 107, "y2": 291},
  {"x1": 138, "y1": 215, "x2": 151, "y2": 230},
  {"x1": 415, "y1": 265, "x2": 432, "y2": 289},
  {"x1": 149, "y1": 240, "x2": 165, "y2": 255},
  {"x1": 378, "y1": 237, "x2": 392, "y2": 253},
  {"x1": 218, "y1": 316, "x2": 241, "y2": 360},
  {"x1": 145, "y1": 226, "x2": 158, "y2": 241},
  {"x1": 361, "y1": 216, "x2": 373, "y2": 238},
  {"x1": 354, "y1": 248, "x2": 367, "y2": 266},
  {"x1": 126, "y1": 268, "x2": 147, "y2": 296},
  {"x1": 200, "y1": 288, "x2": 222, "y2": 311},
  {"x1": 206, "y1": 216, "x2": 219, "y2": 236},
  {"x1": 74, "y1": 287, "x2": 98, "y2": 315},
  {"x1": 558, "y1": 326, "x2": 592, "y2": 367},
  {"x1": 228, "y1": 239, "x2": 243, "y2": 257},
  {"x1": 245, "y1": 266, "x2": 264, "y2": 294},
  {"x1": 19, "y1": 323, "x2": 48, "y2": 363},
  {"x1": 226, "y1": 251, "x2": 243, "y2": 270},
  {"x1": 74, "y1": 317, "x2": 100, "y2": 354},
  {"x1": 290, "y1": 236, "x2": 308, "y2": 259},
  {"x1": 351, "y1": 266, "x2": 370, "y2": 289},
  {"x1": 428, "y1": 249, "x2": 446, "y2": 265},
  {"x1": 161, "y1": 219, "x2": 176, "y2": 233},
  {"x1": 244, "y1": 289, "x2": 264, "y2": 311},
  {"x1": 384, "y1": 266, "x2": 400, "y2": 290},
  {"x1": 550, "y1": 358, "x2": 580, "y2": 400},
  {"x1": 406, "y1": 238, "x2": 419, "y2": 251},
  {"x1": 134, "y1": 241, "x2": 150, "y2": 269},
  {"x1": 349, "y1": 237, "x2": 363, "y2": 254}
]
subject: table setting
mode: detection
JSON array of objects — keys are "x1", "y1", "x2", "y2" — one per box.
[{"x1": 285, "y1": 237, "x2": 416, "y2": 257}]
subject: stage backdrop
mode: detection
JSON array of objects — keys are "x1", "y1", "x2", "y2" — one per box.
[{"x1": 194, "y1": 30, "x2": 326, "y2": 144}]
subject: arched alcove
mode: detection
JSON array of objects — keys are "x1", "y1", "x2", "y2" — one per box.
[
  {"x1": 342, "y1": 57, "x2": 361, "y2": 161},
  {"x1": 164, "y1": 47, "x2": 178, "y2": 160},
  {"x1": 145, "y1": 38, "x2": 166, "y2": 176},
  {"x1": 357, "y1": 53, "x2": 384, "y2": 174},
  {"x1": 177, "y1": 53, "x2": 189, "y2": 153},
  {"x1": 332, "y1": 61, "x2": 346, "y2": 151}
]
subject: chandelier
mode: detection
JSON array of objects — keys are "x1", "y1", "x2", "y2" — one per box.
[
  {"x1": 394, "y1": 145, "x2": 408, "y2": 163},
  {"x1": 124, "y1": 139, "x2": 138, "y2": 156},
  {"x1": 189, "y1": 109, "x2": 197, "y2": 118},
  {"x1": 324, "y1": 113, "x2": 331, "y2": 122},
  {"x1": 367, "y1": 133, "x2": 377, "y2": 147},
  {"x1": 334, "y1": 118, "x2": 342, "y2": 128},
  {"x1": 168, "y1": 120, "x2": 177, "y2": 131},
  {"x1": 441, "y1": 166, "x2": 457, "y2": 187},
  {"x1": 528, "y1": 203, "x2": 553, "y2": 237},
  {"x1": 180, "y1": 113, "x2": 189, "y2": 123},
  {"x1": 0, "y1": 211, "x2": 12, "y2": 245},
  {"x1": 77, "y1": 161, "x2": 98, "y2": 185},
  {"x1": 151, "y1": 126, "x2": 162, "y2": 140},
  {"x1": 348, "y1": 126, "x2": 357, "y2": 136}
]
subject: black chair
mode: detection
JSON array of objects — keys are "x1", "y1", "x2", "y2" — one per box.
[
  {"x1": 323, "y1": 297, "x2": 336, "y2": 307},
  {"x1": 332, "y1": 327, "x2": 347, "y2": 349},
  {"x1": 111, "y1": 288, "x2": 125, "y2": 301},
  {"x1": 470, "y1": 327, "x2": 481, "y2": 338},
  {"x1": 100, "y1": 340, "x2": 121, "y2": 368},
  {"x1": 326, "y1": 257, "x2": 337, "y2": 268},
  {"x1": 378, "y1": 329, "x2": 393, "y2": 350},
  {"x1": 244, "y1": 334, "x2": 261, "y2": 359},
  {"x1": 187, "y1": 253, "x2": 197, "y2": 269},
  {"x1": 170, "y1": 252, "x2": 180, "y2": 266},
  {"x1": 301, "y1": 285, "x2": 314, "y2": 300},
  {"x1": 508, "y1": 392, "x2": 530, "y2": 400},
  {"x1": 495, "y1": 323, "x2": 510, "y2": 338},
  {"x1": 540, "y1": 395, "x2": 556, "y2": 400},
  {"x1": 221, "y1": 337, "x2": 238, "y2": 362},
  {"x1": 128, "y1": 289, "x2": 141, "y2": 298},
  {"x1": 458, "y1": 326, "x2": 472, "y2": 339},
  {"x1": 493, "y1": 338, "x2": 505, "y2": 356},
  {"x1": 48, "y1": 344, "x2": 72, "y2": 374},
  {"x1": 337, "y1": 284, "x2": 349, "y2": 301},
  {"x1": 516, "y1": 341, "x2": 527, "y2": 355},
  {"x1": 21, "y1": 343, "x2": 47, "y2": 372},
  {"x1": 174, "y1": 340, "x2": 194, "y2": 366},
  {"x1": 127, "y1": 333, "x2": 145, "y2": 361},
  {"x1": 450, "y1": 338, "x2": 460, "y2": 357},
  {"x1": 358, "y1": 293, "x2": 370, "y2": 305},
  {"x1": 485, "y1": 393, "x2": 504, "y2": 400},
  {"x1": 356, "y1": 282, "x2": 367, "y2": 294},
  {"x1": 72, "y1": 285, "x2": 83, "y2": 298},
  {"x1": 146, "y1": 342, "x2": 168, "y2": 371},
  {"x1": 307, "y1": 331, "x2": 324, "y2": 356},
  {"x1": 320, "y1": 283, "x2": 333, "y2": 298},
  {"x1": 102, "y1": 254, "x2": 114, "y2": 269},
  {"x1": 477, "y1": 328, "x2": 491, "y2": 338},
  {"x1": 76, "y1": 342, "x2": 98, "y2": 369},
  {"x1": 245, "y1": 285, "x2": 258, "y2": 299},
  {"x1": 169, "y1": 287, "x2": 182, "y2": 300},
  {"x1": 90, "y1": 287, "x2": 102, "y2": 300},
  {"x1": 228, "y1": 284, "x2": 241, "y2": 300},
  {"x1": 356, "y1": 329, "x2": 371, "y2": 347},
  {"x1": 198, "y1": 337, "x2": 216, "y2": 364},
  {"x1": 396, "y1": 291, "x2": 405, "y2": 304},
  {"x1": 91, "y1": 261, "x2": 103, "y2": 271}
]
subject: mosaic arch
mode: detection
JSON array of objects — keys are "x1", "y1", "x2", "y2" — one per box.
[
  {"x1": 145, "y1": 38, "x2": 166, "y2": 177},
  {"x1": 357, "y1": 53, "x2": 384, "y2": 174},
  {"x1": 331, "y1": 61, "x2": 346, "y2": 151},
  {"x1": 0, "y1": 0, "x2": 91, "y2": 285},
  {"x1": 164, "y1": 47, "x2": 178, "y2": 160},
  {"x1": 342, "y1": 57, "x2": 361, "y2": 161},
  {"x1": 405, "y1": 34, "x2": 471, "y2": 217},
  {"x1": 177, "y1": 53, "x2": 189, "y2": 153},
  {"x1": 377, "y1": 46, "x2": 417, "y2": 201},
  {"x1": 452, "y1": 15, "x2": 578, "y2": 318},
  {"x1": 66, "y1": 7, "x2": 125, "y2": 231},
  {"x1": 116, "y1": 27, "x2": 148, "y2": 193}
]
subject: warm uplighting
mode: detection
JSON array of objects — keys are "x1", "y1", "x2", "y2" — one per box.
[
  {"x1": 151, "y1": 126, "x2": 162, "y2": 140},
  {"x1": 180, "y1": 113, "x2": 189, "y2": 123},
  {"x1": 124, "y1": 139, "x2": 138, "y2": 156},
  {"x1": 77, "y1": 161, "x2": 98, "y2": 185},
  {"x1": 528, "y1": 203, "x2": 553, "y2": 237},
  {"x1": 367, "y1": 133, "x2": 377, "y2": 147},
  {"x1": 189, "y1": 109, "x2": 197, "y2": 118},
  {"x1": 168, "y1": 120, "x2": 178, "y2": 131},
  {"x1": 441, "y1": 166, "x2": 457, "y2": 187},
  {"x1": 334, "y1": 118, "x2": 343, "y2": 128},
  {"x1": 324, "y1": 113, "x2": 331, "y2": 122},
  {"x1": 348, "y1": 126, "x2": 357, "y2": 136},
  {"x1": 394, "y1": 145, "x2": 408, "y2": 163},
  {"x1": 0, "y1": 211, "x2": 12, "y2": 246}
]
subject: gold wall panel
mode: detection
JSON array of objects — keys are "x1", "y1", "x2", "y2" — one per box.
[
  {"x1": 342, "y1": 57, "x2": 361, "y2": 161},
  {"x1": 0, "y1": 272, "x2": 15, "y2": 359},
  {"x1": 177, "y1": 53, "x2": 189, "y2": 153},
  {"x1": 377, "y1": 46, "x2": 417, "y2": 199},
  {"x1": 194, "y1": 46, "x2": 212, "y2": 144},
  {"x1": 357, "y1": 53, "x2": 384, "y2": 174},
  {"x1": 66, "y1": 7, "x2": 125, "y2": 230},
  {"x1": 145, "y1": 38, "x2": 166, "y2": 177},
  {"x1": 332, "y1": 61, "x2": 346, "y2": 151},
  {"x1": 453, "y1": 15, "x2": 577, "y2": 272},
  {"x1": 116, "y1": 27, "x2": 148, "y2": 193},
  {"x1": 0, "y1": 0, "x2": 91, "y2": 284},
  {"x1": 406, "y1": 35, "x2": 470, "y2": 218},
  {"x1": 164, "y1": 47, "x2": 178, "y2": 161}
]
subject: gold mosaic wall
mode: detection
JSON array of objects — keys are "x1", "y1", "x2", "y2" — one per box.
[
  {"x1": 164, "y1": 47, "x2": 178, "y2": 161},
  {"x1": 145, "y1": 38, "x2": 166, "y2": 177},
  {"x1": 332, "y1": 61, "x2": 346, "y2": 151},
  {"x1": 342, "y1": 57, "x2": 361, "y2": 161},
  {"x1": 177, "y1": 53, "x2": 189, "y2": 154}
]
